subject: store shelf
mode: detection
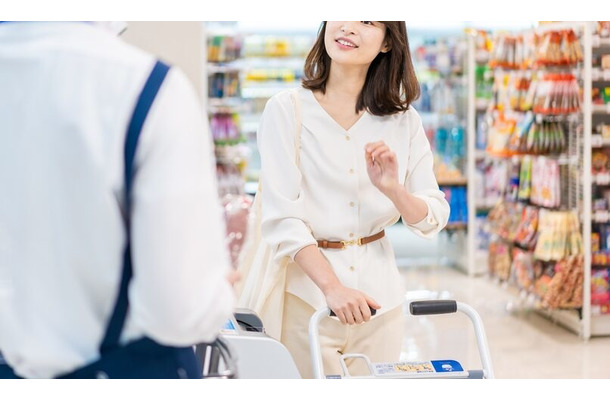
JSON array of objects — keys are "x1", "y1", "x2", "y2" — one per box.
[
  {"x1": 204, "y1": 22, "x2": 316, "y2": 198},
  {"x1": 592, "y1": 104, "x2": 610, "y2": 114},
  {"x1": 437, "y1": 177, "x2": 468, "y2": 186},
  {"x1": 591, "y1": 68, "x2": 610, "y2": 82},
  {"x1": 240, "y1": 56, "x2": 307, "y2": 66},
  {"x1": 473, "y1": 250, "x2": 489, "y2": 274},
  {"x1": 490, "y1": 275, "x2": 585, "y2": 336},
  {"x1": 593, "y1": 173, "x2": 610, "y2": 185},
  {"x1": 591, "y1": 314, "x2": 610, "y2": 336},
  {"x1": 475, "y1": 201, "x2": 497, "y2": 211},
  {"x1": 537, "y1": 308, "x2": 584, "y2": 337},
  {"x1": 484, "y1": 151, "x2": 578, "y2": 166},
  {"x1": 208, "y1": 97, "x2": 244, "y2": 108},
  {"x1": 470, "y1": 22, "x2": 610, "y2": 339},
  {"x1": 593, "y1": 210, "x2": 610, "y2": 223},
  {"x1": 445, "y1": 222, "x2": 468, "y2": 231},
  {"x1": 475, "y1": 149, "x2": 487, "y2": 160},
  {"x1": 592, "y1": 34, "x2": 610, "y2": 49},
  {"x1": 475, "y1": 98, "x2": 490, "y2": 111},
  {"x1": 475, "y1": 49, "x2": 490, "y2": 64},
  {"x1": 207, "y1": 63, "x2": 242, "y2": 74},
  {"x1": 591, "y1": 135, "x2": 610, "y2": 148},
  {"x1": 241, "y1": 82, "x2": 300, "y2": 99}
]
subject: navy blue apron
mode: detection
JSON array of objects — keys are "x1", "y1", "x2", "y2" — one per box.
[{"x1": 0, "y1": 60, "x2": 201, "y2": 379}]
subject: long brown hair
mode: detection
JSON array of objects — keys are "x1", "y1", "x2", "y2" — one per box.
[{"x1": 302, "y1": 21, "x2": 420, "y2": 116}]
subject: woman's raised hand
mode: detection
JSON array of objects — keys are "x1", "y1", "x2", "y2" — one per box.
[{"x1": 364, "y1": 141, "x2": 399, "y2": 196}]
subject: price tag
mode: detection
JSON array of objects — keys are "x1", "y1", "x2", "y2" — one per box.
[
  {"x1": 592, "y1": 134, "x2": 603, "y2": 148},
  {"x1": 607, "y1": 103, "x2": 610, "y2": 114},
  {"x1": 593, "y1": 35, "x2": 601, "y2": 48},
  {"x1": 604, "y1": 70, "x2": 610, "y2": 81}
]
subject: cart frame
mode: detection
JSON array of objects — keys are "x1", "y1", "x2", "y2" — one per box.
[{"x1": 308, "y1": 300, "x2": 495, "y2": 379}]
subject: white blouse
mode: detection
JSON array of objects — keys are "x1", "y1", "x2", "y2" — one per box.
[{"x1": 257, "y1": 87, "x2": 450, "y2": 314}]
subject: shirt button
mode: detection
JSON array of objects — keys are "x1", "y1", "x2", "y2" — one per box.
[
  {"x1": 349, "y1": 266, "x2": 355, "y2": 272},
  {"x1": 349, "y1": 168, "x2": 355, "y2": 174},
  {"x1": 345, "y1": 136, "x2": 351, "y2": 141},
  {"x1": 349, "y1": 202, "x2": 355, "y2": 207},
  {"x1": 349, "y1": 233, "x2": 354, "y2": 237}
]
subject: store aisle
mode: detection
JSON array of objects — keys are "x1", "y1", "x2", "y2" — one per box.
[{"x1": 397, "y1": 259, "x2": 610, "y2": 379}]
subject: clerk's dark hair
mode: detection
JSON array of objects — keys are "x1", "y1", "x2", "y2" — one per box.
[{"x1": 302, "y1": 21, "x2": 420, "y2": 116}]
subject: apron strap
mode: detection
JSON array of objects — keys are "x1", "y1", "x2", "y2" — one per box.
[{"x1": 100, "y1": 60, "x2": 170, "y2": 354}]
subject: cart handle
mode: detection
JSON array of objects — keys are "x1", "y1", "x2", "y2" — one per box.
[
  {"x1": 307, "y1": 308, "x2": 331, "y2": 379},
  {"x1": 309, "y1": 302, "x2": 495, "y2": 379},
  {"x1": 409, "y1": 300, "x2": 495, "y2": 379},
  {"x1": 308, "y1": 307, "x2": 375, "y2": 379},
  {"x1": 410, "y1": 300, "x2": 457, "y2": 315}
]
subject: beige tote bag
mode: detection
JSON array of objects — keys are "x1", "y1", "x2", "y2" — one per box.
[{"x1": 235, "y1": 89, "x2": 302, "y2": 341}]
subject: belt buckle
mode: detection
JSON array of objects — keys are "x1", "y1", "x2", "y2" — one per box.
[{"x1": 340, "y1": 237, "x2": 362, "y2": 250}]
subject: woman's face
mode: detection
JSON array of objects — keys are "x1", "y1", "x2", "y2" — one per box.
[{"x1": 324, "y1": 21, "x2": 388, "y2": 67}]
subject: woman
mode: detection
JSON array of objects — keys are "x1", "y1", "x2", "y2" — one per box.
[{"x1": 256, "y1": 21, "x2": 450, "y2": 378}]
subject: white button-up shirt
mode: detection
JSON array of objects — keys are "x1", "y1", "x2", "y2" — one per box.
[
  {"x1": 258, "y1": 88, "x2": 449, "y2": 314},
  {"x1": 0, "y1": 22, "x2": 234, "y2": 378},
  {"x1": 258, "y1": 88, "x2": 450, "y2": 314}
]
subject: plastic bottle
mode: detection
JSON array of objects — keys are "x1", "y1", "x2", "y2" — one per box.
[{"x1": 435, "y1": 126, "x2": 448, "y2": 157}]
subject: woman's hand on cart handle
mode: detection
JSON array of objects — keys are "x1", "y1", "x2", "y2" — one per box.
[
  {"x1": 324, "y1": 284, "x2": 380, "y2": 325},
  {"x1": 330, "y1": 307, "x2": 376, "y2": 318}
]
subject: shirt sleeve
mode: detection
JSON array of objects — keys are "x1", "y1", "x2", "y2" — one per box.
[
  {"x1": 403, "y1": 110, "x2": 450, "y2": 238},
  {"x1": 257, "y1": 92, "x2": 318, "y2": 261},
  {"x1": 128, "y1": 66, "x2": 235, "y2": 346}
]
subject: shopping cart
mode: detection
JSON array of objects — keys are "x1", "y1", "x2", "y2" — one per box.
[
  {"x1": 308, "y1": 300, "x2": 495, "y2": 379},
  {"x1": 196, "y1": 308, "x2": 301, "y2": 379}
]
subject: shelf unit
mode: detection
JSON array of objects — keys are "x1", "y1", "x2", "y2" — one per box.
[
  {"x1": 588, "y1": 26, "x2": 610, "y2": 335},
  {"x1": 203, "y1": 22, "x2": 249, "y2": 199},
  {"x1": 203, "y1": 22, "x2": 317, "y2": 195},
  {"x1": 410, "y1": 35, "x2": 471, "y2": 272},
  {"x1": 466, "y1": 30, "x2": 494, "y2": 277},
  {"x1": 470, "y1": 21, "x2": 610, "y2": 339}
]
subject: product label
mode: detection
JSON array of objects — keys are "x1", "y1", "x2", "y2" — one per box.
[
  {"x1": 372, "y1": 359, "x2": 466, "y2": 378},
  {"x1": 431, "y1": 359, "x2": 465, "y2": 373}
]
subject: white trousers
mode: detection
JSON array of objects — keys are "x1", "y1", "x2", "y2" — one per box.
[{"x1": 280, "y1": 293, "x2": 405, "y2": 379}]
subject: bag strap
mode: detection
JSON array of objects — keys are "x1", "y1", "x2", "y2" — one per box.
[
  {"x1": 100, "y1": 60, "x2": 170, "y2": 354},
  {"x1": 289, "y1": 88, "x2": 302, "y2": 167}
]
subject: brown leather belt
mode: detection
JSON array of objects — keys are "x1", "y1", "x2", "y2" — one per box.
[{"x1": 316, "y1": 230, "x2": 385, "y2": 250}]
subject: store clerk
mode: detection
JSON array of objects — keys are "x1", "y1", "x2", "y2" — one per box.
[
  {"x1": 0, "y1": 22, "x2": 235, "y2": 378},
  {"x1": 256, "y1": 21, "x2": 450, "y2": 378}
]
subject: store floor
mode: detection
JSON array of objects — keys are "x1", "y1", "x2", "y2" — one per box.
[{"x1": 387, "y1": 223, "x2": 610, "y2": 379}]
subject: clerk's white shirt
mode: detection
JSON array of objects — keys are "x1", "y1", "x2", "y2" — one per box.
[
  {"x1": 0, "y1": 22, "x2": 234, "y2": 378},
  {"x1": 258, "y1": 88, "x2": 450, "y2": 313}
]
